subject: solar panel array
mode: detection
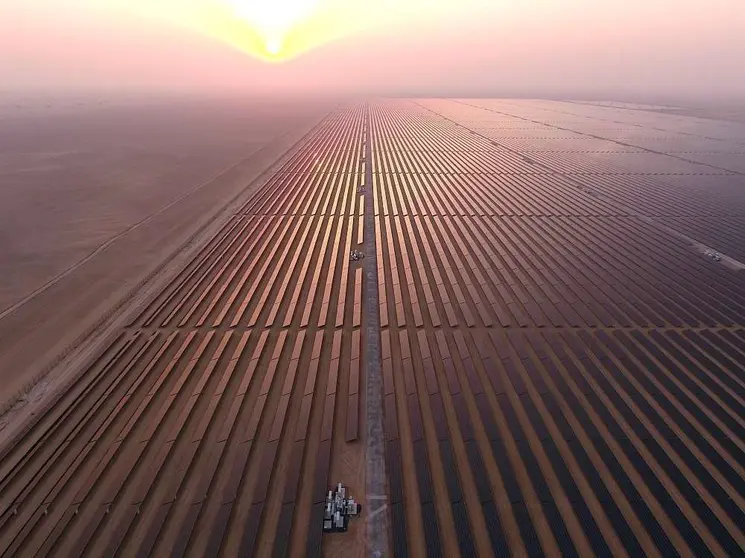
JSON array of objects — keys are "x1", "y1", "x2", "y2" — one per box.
[
  {"x1": 0, "y1": 106, "x2": 369, "y2": 557},
  {"x1": 1, "y1": 98, "x2": 745, "y2": 557},
  {"x1": 373, "y1": 99, "x2": 745, "y2": 557}
]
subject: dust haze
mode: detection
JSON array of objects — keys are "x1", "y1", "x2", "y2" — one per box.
[
  {"x1": 3, "y1": 2, "x2": 745, "y2": 556},
  {"x1": 1, "y1": 0, "x2": 744, "y2": 102}
]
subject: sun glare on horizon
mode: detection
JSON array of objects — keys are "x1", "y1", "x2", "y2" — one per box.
[
  {"x1": 124, "y1": 0, "x2": 489, "y2": 64},
  {"x1": 227, "y1": 0, "x2": 320, "y2": 60}
]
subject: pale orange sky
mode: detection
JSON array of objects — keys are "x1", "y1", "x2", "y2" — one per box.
[{"x1": 1, "y1": 0, "x2": 744, "y2": 98}]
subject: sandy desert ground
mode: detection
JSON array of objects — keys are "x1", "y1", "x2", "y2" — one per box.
[
  {"x1": 0, "y1": 98, "x2": 335, "y2": 408},
  {"x1": 0, "y1": 98, "x2": 334, "y2": 312}
]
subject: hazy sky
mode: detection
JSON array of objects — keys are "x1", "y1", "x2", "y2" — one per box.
[{"x1": 1, "y1": 0, "x2": 744, "y2": 99}]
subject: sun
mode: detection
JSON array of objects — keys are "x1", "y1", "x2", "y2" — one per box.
[
  {"x1": 266, "y1": 37, "x2": 282, "y2": 55},
  {"x1": 228, "y1": 0, "x2": 320, "y2": 59},
  {"x1": 122, "y1": 0, "x2": 350, "y2": 63}
]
